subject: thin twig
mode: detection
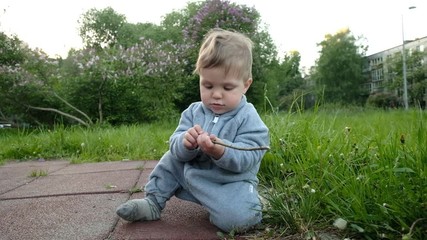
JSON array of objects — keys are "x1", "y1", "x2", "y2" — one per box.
[
  {"x1": 212, "y1": 140, "x2": 270, "y2": 151},
  {"x1": 408, "y1": 218, "x2": 426, "y2": 237}
]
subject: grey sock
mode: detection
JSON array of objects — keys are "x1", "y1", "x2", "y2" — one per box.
[{"x1": 116, "y1": 198, "x2": 161, "y2": 222}]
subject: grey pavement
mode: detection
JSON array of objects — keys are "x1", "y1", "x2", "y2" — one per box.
[{"x1": 0, "y1": 160, "x2": 224, "y2": 240}]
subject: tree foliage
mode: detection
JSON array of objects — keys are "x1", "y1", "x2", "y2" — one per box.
[
  {"x1": 386, "y1": 49, "x2": 427, "y2": 108},
  {"x1": 0, "y1": 0, "x2": 301, "y2": 126},
  {"x1": 264, "y1": 51, "x2": 306, "y2": 110},
  {"x1": 78, "y1": 7, "x2": 127, "y2": 50},
  {"x1": 169, "y1": 0, "x2": 278, "y2": 109},
  {"x1": 314, "y1": 28, "x2": 367, "y2": 105},
  {"x1": 0, "y1": 33, "x2": 62, "y2": 125},
  {"x1": 62, "y1": 40, "x2": 190, "y2": 124}
]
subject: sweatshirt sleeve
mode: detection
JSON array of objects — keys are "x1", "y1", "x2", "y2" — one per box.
[
  {"x1": 169, "y1": 104, "x2": 199, "y2": 161},
  {"x1": 213, "y1": 106, "x2": 269, "y2": 173}
]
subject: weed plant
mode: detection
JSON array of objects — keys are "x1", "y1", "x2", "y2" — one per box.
[{"x1": 260, "y1": 108, "x2": 426, "y2": 239}]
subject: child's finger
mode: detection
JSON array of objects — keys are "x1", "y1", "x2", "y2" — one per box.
[{"x1": 194, "y1": 124, "x2": 204, "y2": 135}]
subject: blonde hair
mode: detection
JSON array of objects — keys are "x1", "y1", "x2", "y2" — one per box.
[{"x1": 194, "y1": 28, "x2": 253, "y2": 81}]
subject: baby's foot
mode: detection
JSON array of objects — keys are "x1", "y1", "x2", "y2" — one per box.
[{"x1": 116, "y1": 198, "x2": 160, "y2": 221}]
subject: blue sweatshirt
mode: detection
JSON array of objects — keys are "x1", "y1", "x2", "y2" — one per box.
[{"x1": 168, "y1": 95, "x2": 269, "y2": 185}]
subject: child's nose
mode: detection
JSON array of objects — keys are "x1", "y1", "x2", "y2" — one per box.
[{"x1": 212, "y1": 89, "x2": 222, "y2": 99}]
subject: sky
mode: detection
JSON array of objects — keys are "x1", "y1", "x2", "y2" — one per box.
[{"x1": 1, "y1": 0, "x2": 426, "y2": 69}]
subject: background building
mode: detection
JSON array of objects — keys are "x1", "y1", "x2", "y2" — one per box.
[{"x1": 363, "y1": 36, "x2": 427, "y2": 108}]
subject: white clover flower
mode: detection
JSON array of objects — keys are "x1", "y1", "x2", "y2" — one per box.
[
  {"x1": 333, "y1": 218, "x2": 348, "y2": 230},
  {"x1": 310, "y1": 188, "x2": 316, "y2": 193},
  {"x1": 80, "y1": 142, "x2": 85, "y2": 147}
]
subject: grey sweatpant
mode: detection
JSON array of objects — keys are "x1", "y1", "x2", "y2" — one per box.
[{"x1": 144, "y1": 151, "x2": 262, "y2": 232}]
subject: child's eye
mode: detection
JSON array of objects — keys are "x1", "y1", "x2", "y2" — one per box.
[
  {"x1": 224, "y1": 86, "x2": 235, "y2": 91},
  {"x1": 204, "y1": 85, "x2": 213, "y2": 89}
]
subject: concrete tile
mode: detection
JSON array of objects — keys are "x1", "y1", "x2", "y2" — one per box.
[
  {"x1": 0, "y1": 160, "x2": 69, "y2": 195},
  {"x1": 1, "y1": 160, "x2": 69, "y2": 170},
  {"x1": 51, "y1": 160, "x2": 147, "y2": 175},
  {"x1": 0, "y1": 170, "x2": 140, "y2": 199},
  {"x1": 141, "y1": 160, "x2": 158, "y2": 170},
  {"x1": 0, "y1": 193, "x2": 127, "y2": 240},
  {"x1": 111, "y1": 197, "x2": 220, "y2": 240}
]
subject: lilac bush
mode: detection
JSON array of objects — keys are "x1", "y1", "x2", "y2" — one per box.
[
  {"x1": 66, "y1": 38, "x2": 191, "y2": 123},
  {"x1": 183, "y1": 0, "x2": 259, "y2": 44}
]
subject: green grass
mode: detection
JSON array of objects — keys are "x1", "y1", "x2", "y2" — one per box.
[
  {"x1": 0, "y1": 108, "x2": 425, "y2": 239},
  {"x1": 28, "y1": 169, "x2": 48, "y2": 177},
  {"x1": 260, "y1": 108, "x2": 426, "y2": 239},
  {"x1": 0, "y1": 123, "x2": 173, "y2": 164}
]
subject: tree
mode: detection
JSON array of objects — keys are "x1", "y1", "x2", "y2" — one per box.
[
  {"x1": 166, "y1": 0, "x2": 277, "y2": 110},
  {"x1": 264, "y1": 51, "x2": 305, "y2": 110},
  {"x1": 63, "y1": 38, "x2": 190, "y2": 124},
  {"x1": 160, "y1": 2, "x2": 201, "y2": 44},
  {"x1": 0, "y1": 32, "x2": 65, "y2": 125},
  {"x1": 386, "y1": 49, "x2": 427, "y2": 108},
  {"x1": 314, "y1": 28, "x2": 367, "y2": 105},
  {"x1": 0, "y1": 32, "x2": 26, "y2": 122},
  {"x1": 78, "y1": 7, "x2": 127, "y2": 50}
]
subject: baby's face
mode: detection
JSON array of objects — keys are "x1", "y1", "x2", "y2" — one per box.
[{"x1": 199, "y1": 67, "x2": 252, "y2": 114}]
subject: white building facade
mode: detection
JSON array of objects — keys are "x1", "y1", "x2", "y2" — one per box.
[{"x1": 363, "y1": 36, "x2": 427, "y2": 108}]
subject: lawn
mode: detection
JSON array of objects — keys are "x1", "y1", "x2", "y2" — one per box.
[{"x1": 0, "y1": 108, "x2": 425, "y2": 239}]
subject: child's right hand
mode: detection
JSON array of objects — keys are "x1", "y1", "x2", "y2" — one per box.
[{"x1": 183, "y1": 124, "x2": 203, "y2": 150}]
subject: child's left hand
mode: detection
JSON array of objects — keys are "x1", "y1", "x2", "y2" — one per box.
[{"x1": 197, "y1": 132, "x2": 225, "y2": 160}]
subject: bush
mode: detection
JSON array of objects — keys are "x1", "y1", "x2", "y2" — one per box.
[{"x1": 366, "y1": 92, "x2": 400, "y2": 109}]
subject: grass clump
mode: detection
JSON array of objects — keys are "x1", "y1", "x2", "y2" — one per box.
[
  {"x1": 259, "y1": 108, "x2": 426, "y2": 239},
  {"x1": 28, "y1": 169, "x2": 48, "y2": 177}
]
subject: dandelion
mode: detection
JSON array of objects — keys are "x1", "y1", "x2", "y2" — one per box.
[
  {"x1": 400, "y1": 134, "x2": 405, "y2": 144},
  {"x1": 345, "y1": 126, "x2": 351, "y2": 135}
]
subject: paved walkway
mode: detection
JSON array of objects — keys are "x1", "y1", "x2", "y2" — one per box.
[{"x1": 0, "y1": 159, "x2": 229, "y2": 240}]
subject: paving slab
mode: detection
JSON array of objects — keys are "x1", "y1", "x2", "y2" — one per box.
[
  {"x1": 0, "y1": 193, "x2": 126, "y2": 240},
  {"x1": 51, "y1": 160, "x2": 147, "y2": 175},
  {"x1": 0, "y1": 159, "x2": 69, "y2": 170},
  {"x1": 0, "y1": 160, "x2": 69, "y2": 194},
  {"x1": 140, "y1": 160, "x2": 159, "y2": 170},
  {"x1": 0, "y1": 159, "x2": 233, "y2": 239},
  {"x1": 111, "y1": 197, "x2": 220, "y2": 240},
  {"x1": 0, "y1": 170, "x2": 140, "y2": 199}
]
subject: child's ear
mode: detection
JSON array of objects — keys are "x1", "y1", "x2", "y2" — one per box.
[{"x1": 243, "y1": 78, "x2": 253, "y2": 94}]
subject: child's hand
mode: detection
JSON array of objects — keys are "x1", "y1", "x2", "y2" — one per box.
[
  {"x1": 183, "y1": 125, "x2": 203, "y2": 150},
  {"x1": 197, "y1": 133, "x2": 225, "y2": 160}
]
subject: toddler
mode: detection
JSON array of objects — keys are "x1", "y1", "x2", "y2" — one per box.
[{"x1": 116, "y1": 28, "x2": 270, "y2": 232}]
